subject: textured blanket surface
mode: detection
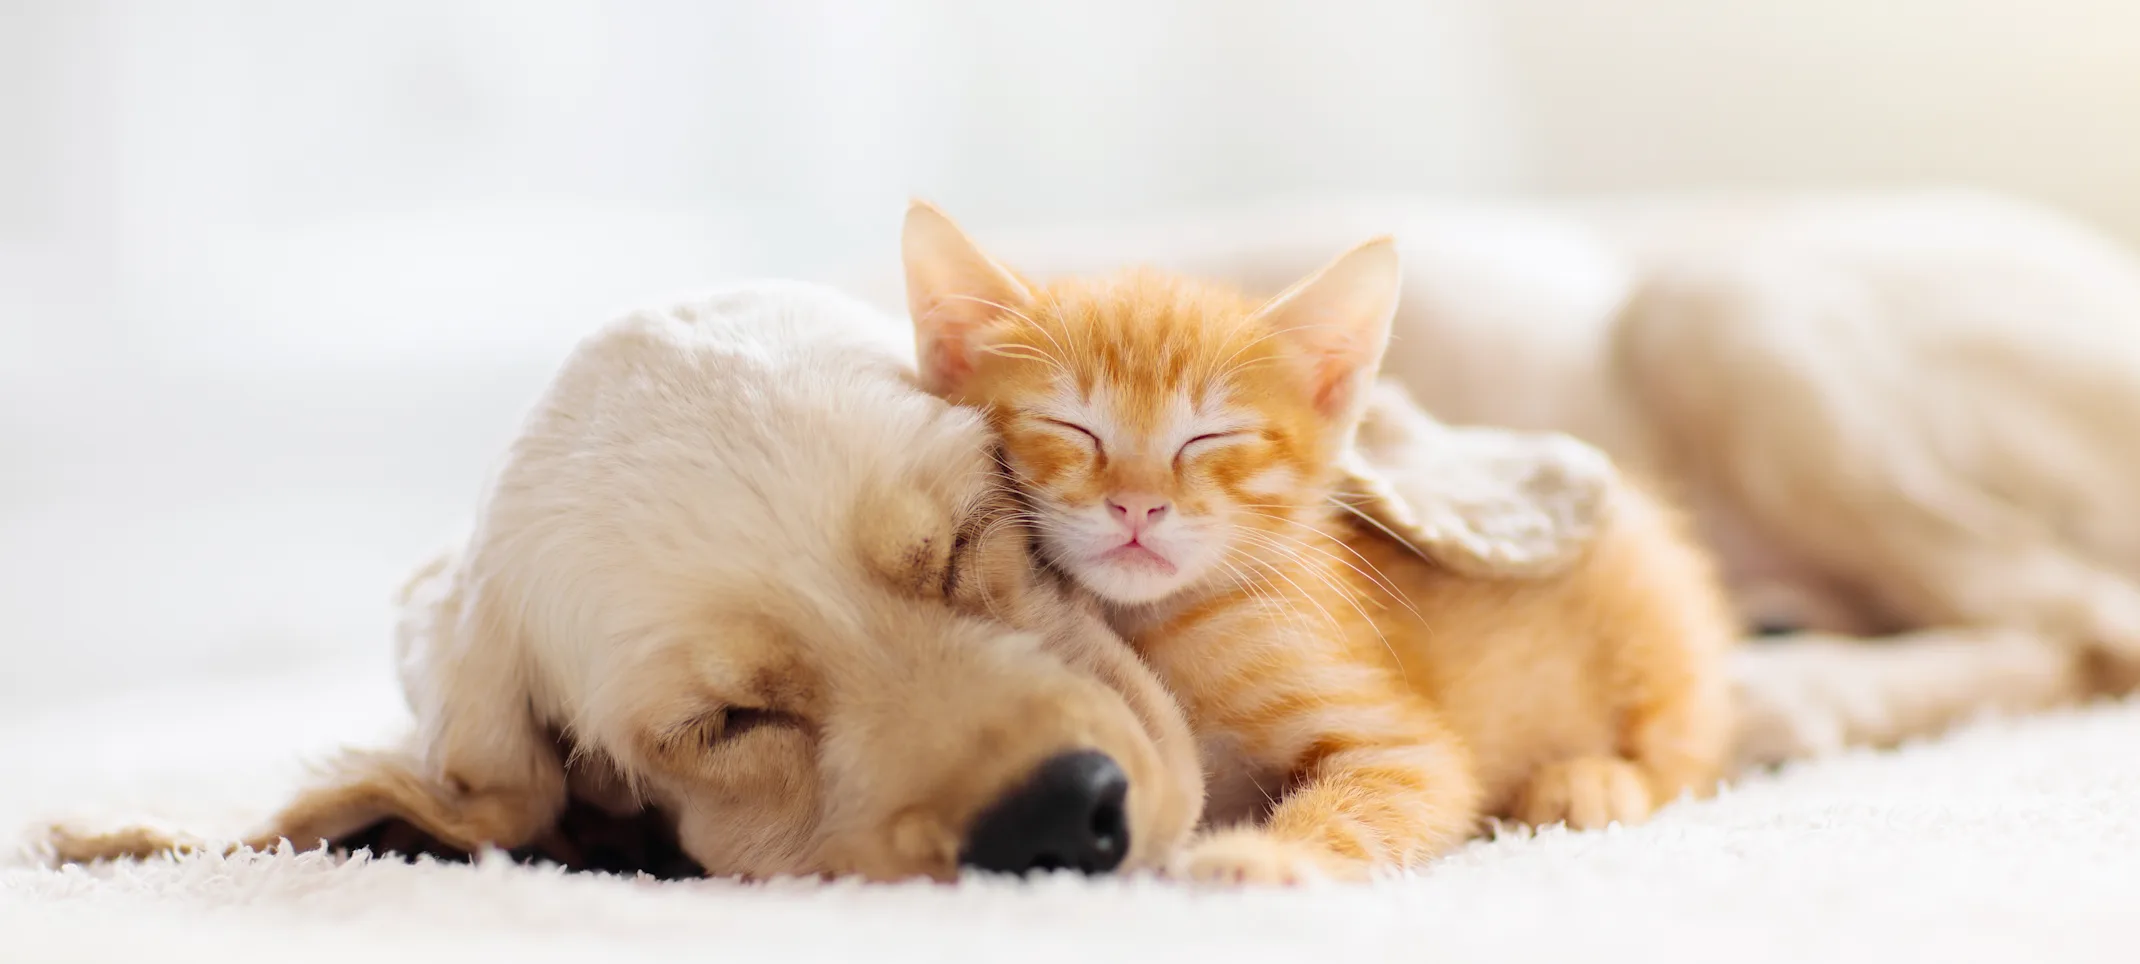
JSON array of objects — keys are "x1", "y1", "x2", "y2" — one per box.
[{"x1": 5, "y1": 665, "x2": 2137, "y2": 964}]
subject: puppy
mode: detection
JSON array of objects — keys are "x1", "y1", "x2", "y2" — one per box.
[
  {"x1": 848, "y1": 190, "x2": 2140, "y2": 765},
  {"x1": 46, "y1": 281, "x2": 1205, "y2": 881}
]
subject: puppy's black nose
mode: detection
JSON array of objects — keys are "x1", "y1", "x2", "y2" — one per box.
[{"x1": 960, "y1": 750, "x2": 1130, "y2": 876}]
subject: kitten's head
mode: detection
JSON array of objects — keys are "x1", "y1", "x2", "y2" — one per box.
[{"x1": 901, "y1": 201, "x2": 1399, "y2": 605}]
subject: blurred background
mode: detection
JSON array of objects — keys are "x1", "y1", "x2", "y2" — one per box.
[{"x1": 4, "y1": 0, "x2": 2138, "y2": 710}]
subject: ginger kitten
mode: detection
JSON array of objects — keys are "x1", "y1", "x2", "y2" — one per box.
[{"x1": 901, "y1": 201, "x2": 1736, "y2": 884}]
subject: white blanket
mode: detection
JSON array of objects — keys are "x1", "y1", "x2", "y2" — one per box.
[{"x1": 5, "y1": 665, "x2": 2135, "y2": 964}]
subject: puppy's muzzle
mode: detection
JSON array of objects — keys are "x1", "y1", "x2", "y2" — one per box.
[{"x1": 959, "y1": 750, "x2": 1130, "y2": 875}]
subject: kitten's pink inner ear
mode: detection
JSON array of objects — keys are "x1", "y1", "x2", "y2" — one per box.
[
  {"x1": 1252, "y1": 236, "x2": 1402, "y2": 419},
  {"x1": 901, "y1": 201, "x2": 1034, "y2": 395}
]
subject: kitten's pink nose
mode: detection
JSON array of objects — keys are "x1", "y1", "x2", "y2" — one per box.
[{"x1": 1106, "y1": 495, "x2": 1170, "y2": 537}]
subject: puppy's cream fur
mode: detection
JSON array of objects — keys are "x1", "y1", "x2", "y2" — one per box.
[
  {"x1": 48, "y1": 282, "x2": 1204, "y2": 880},
  {"x1": 859, "y1": 191, "x2": 2140, "y2": 766}
]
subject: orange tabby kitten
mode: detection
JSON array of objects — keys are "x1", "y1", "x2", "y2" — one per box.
[{"x1": 900, "y1": 201, "x2": 1736, "y2": 884}]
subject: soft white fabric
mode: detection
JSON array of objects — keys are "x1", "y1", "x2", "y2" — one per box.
[{"x1": 7, "y1": 666, "x2": 2135, "y2": 963}]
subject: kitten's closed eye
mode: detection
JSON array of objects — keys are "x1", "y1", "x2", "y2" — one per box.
[
  {"x1": 1038, "y1": 418, "x2": 1103, "y2": 453},
  {"x1": 1176, "y1": 432, "x2": 1245, "y2": 462}
]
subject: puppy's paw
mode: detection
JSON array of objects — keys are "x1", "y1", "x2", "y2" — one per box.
[
  {"x1": 1512, "y1": 756, "x2": 1654, "y2": 831},
  {"x1": 38, "y1": 822, "x2": 207, "y2": 866},
  {"x1": 1172, "y1": 829, "x2": 1364, "y2": 887},
  {"x1": 2074, "y1": 585, "x2": 2140, "y2": 695},
  {"x1": 1732, "y1": 668, "x2": 1852, "y2": 769}
]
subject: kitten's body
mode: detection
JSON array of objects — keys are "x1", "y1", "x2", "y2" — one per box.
[
  {"x1": 1120, "y1": 475, "x2": 1728, "y2": 837},
  {"x1": 904, "y1": 204, "x2": 1734, "y2": 882}
]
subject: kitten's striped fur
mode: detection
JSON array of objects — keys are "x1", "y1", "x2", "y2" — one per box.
[{"x1": 903, "y1": 202, "x2": 1736, "y2": 883}]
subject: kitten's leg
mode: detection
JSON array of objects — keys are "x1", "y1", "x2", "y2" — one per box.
[
  {"x1": 1511, "y1": 665, "x2": 1733, "y2": 830},
  {"x1": 1510, "y1": 651, "x2": 1734, "y2": 830},
  {"x1": 1510, "y1": 757, "x2": 1652, "y2": 830},
  {"x1": 1174, "y1": 679, "x2": 1482, "y2": 885},
  {"x1": 1253, "y1": 717, "x2": 1480, "y2": 877},
  {"x1": 1508, "y1": 474, "x2": 1738, "y2": 830}
]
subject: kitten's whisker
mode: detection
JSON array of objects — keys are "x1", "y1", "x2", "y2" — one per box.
[
  {"x1": 942, "y1": 293, "x2": 1082, "y2": 378},
  {"x1": 1236, "y1": 511, "x2": 1424, "y2": 624},
  {"x1": 1232, "y1": 529, "x2": 1388, "y2": 632},
  {"x1": 1213, "y1": 556, "x2": 1283, "y2": 623},
  {"x1": 1239, "y1": 528, "x2": 1420, "y2": 626},
  {"x1": 942, "y1": 293, "x2": 1038, "y2": 328},
  {"x1": 1241, "y1": 526, "x2": 1403, "y2": 634},
  {"x1": 1326, "y1": 496, "x2": 1436, "y2": 568},
  {"x1": 1217, "y1": 545, "x2": 1296, "y2": 614},
  {"x1": 981, "y1": 343, "x2": 1068, "y2": 377},
  {"x1": 1224, "y1": 536, "x2": 1351, "y2": 639},
  {"x1": 1218, "y1": 548, "x2": 1306, "y2": 628},
  {"x1": 1200, "y1": 321, "x2": 1322, "y2": 387},
  {"x1": 1021, "y1": 310, "x2": 1080, "y2": 380},
  {"x1": 1230, "y1": 528, "x2": 1414, "y2": 688},
  {"x1": 1207, "y1": 354, "x2": 1286, "y2": 387}
]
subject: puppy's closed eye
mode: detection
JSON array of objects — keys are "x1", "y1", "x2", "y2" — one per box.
[
  {"x1": 714, "y1": 707, "x2": 795, "y2": 743},
  {"x1": 664, "y1": 706, "x2": 801, "y2": 753}
]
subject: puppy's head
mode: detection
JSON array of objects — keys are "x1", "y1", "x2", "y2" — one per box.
[
  {"x1": 539, "y1": 289, "x2": 1205, "y2": 882},
  {"x1": 590, "y1": 417, "x2": 1199, "y2": 881}
]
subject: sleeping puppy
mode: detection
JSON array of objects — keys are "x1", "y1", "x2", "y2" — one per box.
[
  {"x1": 45, "y1": 281, "x2": 1205, "y2": 881},
  {"x1": 852, "y1": 190, "x2": 2140, "y2": 766}
]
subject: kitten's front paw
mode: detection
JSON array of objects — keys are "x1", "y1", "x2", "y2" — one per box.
[
  {"x1": 1172, "y1": 829, "x2": 1364, "y2": 887},
  {"x1": 1512, "y1": 756, "x2": 1654, "y2": 831}
]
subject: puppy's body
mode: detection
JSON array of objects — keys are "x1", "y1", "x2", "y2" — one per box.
[
  {"x1": 49, "y1": 282, "x2": 1205, "y2": 881},
  {"x1": 876, "y1": 191, "x2": 2140, "y2": 762}
]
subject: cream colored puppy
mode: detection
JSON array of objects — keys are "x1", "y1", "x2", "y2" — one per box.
[
  {"x1": 853, "y1": 191, "x2": 2140, "y2": 765},
  {"x1": 48, "y1": 281, "x2": 1205, "y2": 881}
]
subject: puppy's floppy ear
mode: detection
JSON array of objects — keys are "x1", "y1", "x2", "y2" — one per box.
[
  {"x1": 40, "y1": 735, "x2": 566, "y2": 866},
  {"x1": 1335, "y1": 380, "x2": 1617, "y2": 579},
  {"x1": 902, "y1": 199, "x2": 1035, "y2": 396}
]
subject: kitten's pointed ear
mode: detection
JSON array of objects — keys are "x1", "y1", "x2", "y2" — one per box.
[
  {"x1": 1251, "y1": 236, "x2": 1401, "y2": 422},
  {"x1": 902, "y1": 200, "x2": 1034, "y2": 396},
  {"x1": 1337, "y1": 381, "x2": 1617, "y2": 579}
]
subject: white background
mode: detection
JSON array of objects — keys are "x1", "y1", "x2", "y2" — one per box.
[{"x1": 4, "y1": 0, "x2": 2138, "y2": 709}]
